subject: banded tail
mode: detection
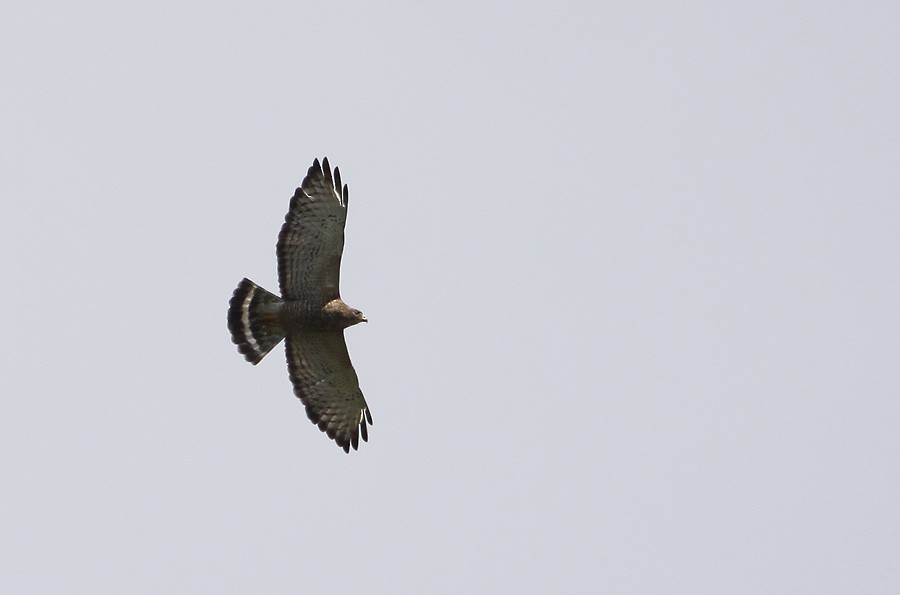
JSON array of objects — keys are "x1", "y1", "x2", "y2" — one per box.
[{"x1": 228, "y1": 278, "x2": 286, "y2": 364}]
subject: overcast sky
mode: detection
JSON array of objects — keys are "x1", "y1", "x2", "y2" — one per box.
[{"x1": 2, "y1": 2, "x2": 898, "y2": 593}]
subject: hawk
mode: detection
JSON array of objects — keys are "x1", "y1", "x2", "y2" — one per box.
[{"x1": 228, "y1": 157, "x2": 372, "y2": 453}]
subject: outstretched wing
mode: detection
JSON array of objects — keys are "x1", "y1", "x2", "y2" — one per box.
[
  {"x1": 277, "y1": 157, "x2": 349, "y2": 303},
  {"x1": 285, "y1": 331, "x2": 372, "y2": 453}
]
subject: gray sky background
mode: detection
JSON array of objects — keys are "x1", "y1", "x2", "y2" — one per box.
[{"x1": 2, "y1": 2, "x2": 898, "y2": 593}]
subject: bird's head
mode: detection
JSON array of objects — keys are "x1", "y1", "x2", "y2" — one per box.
[
  {"x1": 325, "y1": 300, "x2": 367, "y2": 328},
  {"x1": 348, "y1": 308, "x2": 368, "y2": 327}
]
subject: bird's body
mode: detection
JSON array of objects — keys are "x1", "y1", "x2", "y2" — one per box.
[
  {"x1": 228, "y1": 158, "x2": 371, "y2": 453},
  {"x1": 282, "y1": 298, "x2": 365, "y2": 332}
]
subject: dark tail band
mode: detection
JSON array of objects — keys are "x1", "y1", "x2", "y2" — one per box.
[{"x1": 228, "y1": 278, "x2": 286, "y2": 364}]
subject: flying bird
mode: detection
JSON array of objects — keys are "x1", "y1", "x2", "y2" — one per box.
[{"x1": 228, "y1": 157, "x2": 371, "y2": 453}]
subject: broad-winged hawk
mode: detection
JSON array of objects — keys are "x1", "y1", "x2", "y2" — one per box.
[{"x1": 228, "y1": 158, "x2": 371, "y2": 453}]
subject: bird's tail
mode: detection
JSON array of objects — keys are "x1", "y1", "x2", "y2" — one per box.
[{"x1": 228, "y1": 278, "x2": 286, "y2": 364}]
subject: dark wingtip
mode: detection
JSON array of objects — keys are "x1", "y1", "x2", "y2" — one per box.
[
  {"x1": 322, "y1": 157, "x2": 333, "y2": 186},
  {"x1": 306, "y1": 158, "x2": 322, "y2": 182}
]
